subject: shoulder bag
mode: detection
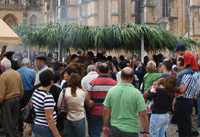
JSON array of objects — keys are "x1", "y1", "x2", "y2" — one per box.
[
  {"x1": 20, "y1": 94, "x2": 35, "y2": 123},
  {"x1": 57, "y1": 88, "x2": 68, "y2": 118}
]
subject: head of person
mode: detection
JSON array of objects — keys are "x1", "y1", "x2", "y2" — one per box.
[
  {"x1": 95, "y1": 62, "x2": 102, "y2": 72},
  {"x1": 157, "y1": 54, "x2": 163, "y2": 63},
  {"x1": 87, "y1": 65, "x2": 96, "y2": 73},
  {"x1": 21, "y1": 58, "x2": 31, "y2": 68},
  {"x1": 195, "y1": 53, "x2": 199, "y2": 59},
  {"x1": 133, "y1": 56, "x2": 141, "y2": 66},
  {"x1": 153, "y1": 79, "x2": 161, "y2": 89},
  {"x1": 161, "y1": 59, "x2": 172, "y2": 72},
  {"x1": 77, "y1": 51, "x2": 82, "y2": 56},
  {"x1": 106, "y1": 61, "x2": 113, "y2": 73},
  {"x1": 62, "y1": 66, "x2": 77, "y2": 81},
  {"x1": 71, "y1": 54, "x2": 78, "y2": 62},
  {"x1": 68, "y1": 73, "x2": 82, "y2": 97},
  {"x1": 53, "y1": 71, "x2": 61, "y2": 84},
  {"x1": 177, "y1": 57, "x2": 184, "y2": 72},
  {"x1": 4, "y1": 51, "x2": 15, "y2": 60},
  {"x1": 98, "y1": 63, "x2": 108, "y2": 74},
  {"x1": 54, "y1": 52, "x2": 58, "y2": 57},
  {"x1": 106, "y1": 56, "x2": 112, "y2": 62},
  {"x1": 39, "y1": 69, "x2": 54, "y2": 87},
  {"x1": 146, "y1": 60, "x2": 156, "y2": 73},
  {"x1": 35, "y1": 55, "x2": 47, "y2": 69},
  {"x1": 144, "y1": 56, "x2": 149, "y2": 64},
  {"x1": 118, "y1": 61, "x2": 127, "y2": 70},
  {"x1": 164, "y1": 75, "x2": 178, "y2": 99},
  {"x1": 87, "y1": 51, "x2": 94, "y2": 58},
  {"x1": 16, "y1": 53, "x2": 23, "y2": 60},
  {"x1": 120, "y1": 67, "x2": 135, "y2": 83},
  {"x1": 119, "y1": 55, "x2": 125, "y2": 61},
  {"x1": 1, "y1": 58, "x2": 11, "y2": 72},
  {"x1": 174, "y1": 43, "x2": 186, "y2": 56}
]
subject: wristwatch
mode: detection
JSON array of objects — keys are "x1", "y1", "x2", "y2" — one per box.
[{"x1": 144, "y1": 131, "x2": 150, "y2": 134}]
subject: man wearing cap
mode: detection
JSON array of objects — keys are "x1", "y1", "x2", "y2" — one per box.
[
  {"x1": 4, "y1": 51, "x2": 20, "y2": 70},
  {"x1": 174, "y1": 43, "x2": 198, "y2": 86},
  {"x1": 34, "y1": 55, "x2": 49, "y2": 85}
]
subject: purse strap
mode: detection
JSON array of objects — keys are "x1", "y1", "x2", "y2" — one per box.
[{"x1": 62, "y1": 88, "x2": 66, "y2": 98}]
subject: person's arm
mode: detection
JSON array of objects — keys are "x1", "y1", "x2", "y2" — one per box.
[
  {"x1": 181, "y1": 64, "x2": 188, "y2": 72},
  {"x1": 85, "y1": 91, "x2": 94, "y2": 107},
  {"x1": 146, "y1": 92, "x2": 156, "y2": 101},
  {"x1": 57, "y1": 90, "x2": 63, "y2": 108},
  {"x1": 134, "y1": 66, "x2": 142, "y2": 75},
  {"x1": 139, "y1": 110, "x2": 150, "y2": 137},
  {"x1": 172, "y1": 98, "x2": 176, "y2": 111},
  {"x1": 177, "y1": 83, "x2": 186, "y2": 93},
  {"x1": 45, "y1": 109, "x2": 61, "y2": 137},
  {"x1": 103, "y1": 106, "x2": 111, "y2": 137}
]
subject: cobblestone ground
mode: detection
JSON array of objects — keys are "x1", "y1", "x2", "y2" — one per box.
[{"x1": 0, "y1": 113, "x2": 199, "y2": 137}]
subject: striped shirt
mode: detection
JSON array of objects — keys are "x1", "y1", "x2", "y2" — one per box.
[
  {"x1": 87, "y1": 75, "x2": 117, "y2": 115},
  {"x1": 31, "y1": 89, "x2": 57, "y2": 127},
  {"x1": 177, "y1": 74, "x2": 196, "y2": 99}
]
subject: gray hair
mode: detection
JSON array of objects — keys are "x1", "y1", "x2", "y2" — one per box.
[
  {"x1": 133, "y1": 56, "x2": 140, "y2": 61},
  {"x1": 1, "y1": 58, "x2": 11, "y2": 68},
  {"x1": 95, "y1": 62, "x2": 102, "y2": 68},
  {"x1": 87, "y1": 65, "x2": 96, "y2": 71},
  {"x1": 21, "y1": 58, "x2": 30, "y2": 65}
]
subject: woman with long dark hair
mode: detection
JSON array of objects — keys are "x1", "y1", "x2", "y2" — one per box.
[
  {"x1": 146, "y1": 75, "x2": 177, "y2": 137},
  {"x1": 57, "y1": 73, "x2": 93, "y2": 137}
]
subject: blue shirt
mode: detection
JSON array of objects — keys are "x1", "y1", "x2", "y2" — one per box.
[{"x1": 17, "y1": 66, "x2": 36, "y2": 90}]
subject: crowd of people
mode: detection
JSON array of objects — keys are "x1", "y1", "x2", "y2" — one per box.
[{"x1": 0, "y1": 43, "x2": 200, "y2": 137}]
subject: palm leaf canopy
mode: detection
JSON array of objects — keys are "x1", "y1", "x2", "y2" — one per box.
[{"x1": 12, "y1": 21, "x2": 200, "y2": 52}]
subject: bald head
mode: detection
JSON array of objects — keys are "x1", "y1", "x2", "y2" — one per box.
[
  {"x1": 121, "y1": 67, "x2": 134, "y2": 80},
  {"x1": 98, "y1": 63, "x2": 108, "y2": 74},
  {"x1": 87, "y1": 65, "x2": 96, "y2": 73}
]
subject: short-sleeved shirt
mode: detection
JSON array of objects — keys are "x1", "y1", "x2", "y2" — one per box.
[
  {"x1": 103, "y1": 83, "x2": 146, "y2": 133},
  {"x1": 176, "y1": 74, "x2": 196, "y2": 99},
  {"x1": 184, "y1": 52, "x2": 198, "y2": 71},
  {"x1": 32, "y1": 89, "x2": 57, "y2": 127},
  {"x1": 143, "y1": 73, "x2": 162, "y2": 90}
]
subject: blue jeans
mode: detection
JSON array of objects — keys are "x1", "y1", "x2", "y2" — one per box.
[
  {"x1": 32, "y1": 123, "x2": 54, "y2": 137},
  {"x1": 91, "y1": 114, "x2": 103, "y2": 137},
  {"x1": 150, "y1": 113, "x2": 170, "y2": 137},
  {"x1": 197, "y1": 96, "x2": 200, "y2": 124},
  {"x1": 64, "y1": 118, "x2": 85, "y2": 137},
  {"x1": 177, "y1": 67, "x2": 195, "y2": 87}
]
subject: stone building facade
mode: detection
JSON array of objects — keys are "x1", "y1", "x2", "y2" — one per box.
[{"x1": 0, "y1": 0, "x2": 200, "y2": 40}]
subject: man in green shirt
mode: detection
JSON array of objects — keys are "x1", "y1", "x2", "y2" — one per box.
[{"x1": 103, "y1": 67, "x2": 150, "y2": 137}]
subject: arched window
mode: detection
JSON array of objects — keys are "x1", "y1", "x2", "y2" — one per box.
[
  {"x1": 30, "y1": 15, "x2": 37, "y2": 26},
  {"x1": 3, "y1": 14, "x2": 17, "y2": 27}
]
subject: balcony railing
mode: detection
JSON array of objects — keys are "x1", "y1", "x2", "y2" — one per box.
[{"x1": 0, "y1": 4, "x2": 23, "y2": 10}]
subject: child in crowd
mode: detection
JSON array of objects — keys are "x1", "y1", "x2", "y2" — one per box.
[
  {"x1": 147, "y1": 79, "x2": 164, "y2": 111},
  {"x1": 143, "y1": 60, "x2": 169, "y2": 90},
  {"x1": 174, "y1": 43, "x2": 198, "y2": 86}
]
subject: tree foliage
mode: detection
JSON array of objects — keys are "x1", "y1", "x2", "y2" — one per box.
[{"x1": 12, "y1": 21, "x2": 200, "y2": 52}]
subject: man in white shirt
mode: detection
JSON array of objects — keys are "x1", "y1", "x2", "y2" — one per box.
[
  {"x1": 81, "y1": 65, "x2": 98, "y2": 90},
  {"x1": 116, "y1": 61, "x2": 127, "y2": 83},
  {"x1": 81, "y1": 64, "x2": 98, "y2": 136},
  {"x1": 34, "y1": 55, "x2": 49, "y2": 85}
]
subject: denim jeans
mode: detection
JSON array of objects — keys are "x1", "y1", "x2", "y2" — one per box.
[
  {"x1": 150, "y1": 113, "x2": 170, "y2": 137},
  {"x1": 110, "y1": 126, "x2": 138, "y2": 137},
  {"x1": 32, "y1": 123, "x2": 54, "y2": 137},
  {"x1": 90, "y1": 114, "x2": 103, "y2": 137},
  {"x1": 64, "y1": 118, "x2": 85, "y2": 137},
  {"x1": 197, "y1": 96, "x2": 200, "y2": 124},
  {"x1": 177, "y1": 67, "x2": 195, "y2": 87}
]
